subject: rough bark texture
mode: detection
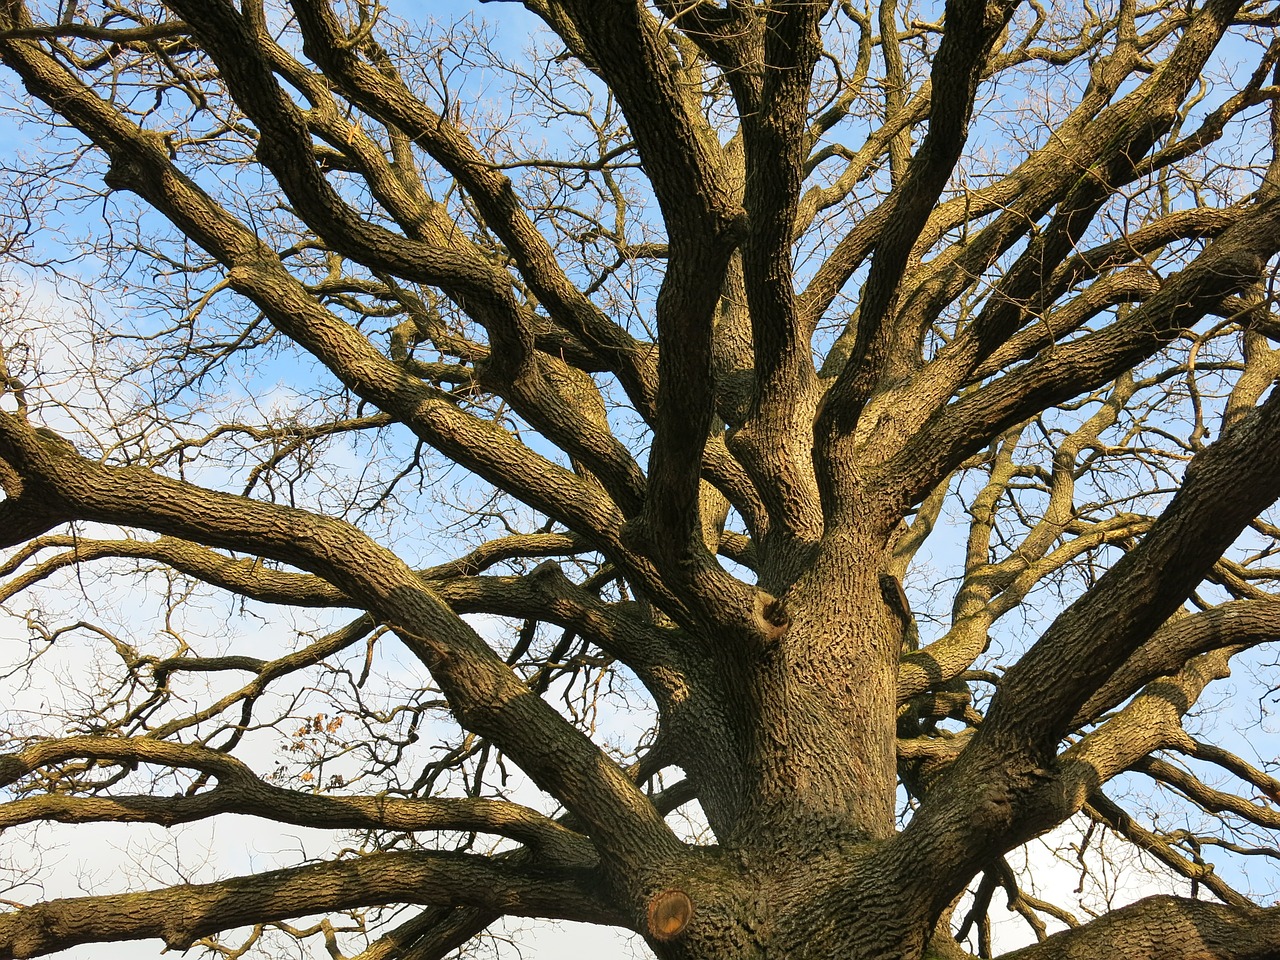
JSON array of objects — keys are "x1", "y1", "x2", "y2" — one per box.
[{"x1": 1, "y1": 0, "x2": 1279, "y2": 959}]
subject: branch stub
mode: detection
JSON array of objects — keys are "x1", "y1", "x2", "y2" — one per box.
[{"x1": 646, "y1": 888, "x2": 694, "y2": 942}]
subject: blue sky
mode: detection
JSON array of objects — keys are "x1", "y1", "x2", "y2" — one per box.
[{"x1": 2, "y1": 1, "x2": 1278, "y2": 957}]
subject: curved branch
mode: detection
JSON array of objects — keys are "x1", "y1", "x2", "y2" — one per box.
[
  {"x1": 1079, "y1": 600, "x2": 1280, "y2": 723},
  {"x1": 899, "y1": 380, "x2": 1145, "y2": 701},
  {"x1": 0, "y1": 530, "x2": 594, "y2": 608},
  {"x1": 0, "y1": 534, "x2": 346, "y2": 607},
  {"x1": 148, "y1": 614, "x2": 375, "y2": 739},
  {"x1": 1058, "y1": 646, "x2": 1237, "y2": 800},
  {"x1": 0, "y1": 736, "x2": 591, "y2": 861},
  {"x1": 437, "y1": 564, "x2": 680, "y2": 686},
  {"x1": 0, "y1": 848, "x2": 623, "y2": 960},
  {"x1": 0, "y1": 414, "x2": 682, "y2": 871},
  {"x1": 979, "y1": 384, "x2": 1280, "y2": 759},
  {"x1": 999, "y1": 895, "x2": 1280, "y2": 960},
  {"x1": 1083, "y1": 791, "x2": 1253, "y2": 908},
  {"x1": 1135, "y1": 755, "x2": 1280, "y2": 830},
  {"x1": 892, "y1": 192, "x2": 1280, "y2": 507},
  {"x1": 892, "y1": 386, "x2": 1280, "y2": 919},
  {"x1": 0, "y1": 15, "x2": 654, "y2": 566},
  {"x1": 287, "y1": 0, "x2": 659, "y2": 418}
]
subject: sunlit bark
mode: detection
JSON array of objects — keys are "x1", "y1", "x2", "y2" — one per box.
[{"x1": 1, "y1": 0, "x2": 1279, "y2": 958}]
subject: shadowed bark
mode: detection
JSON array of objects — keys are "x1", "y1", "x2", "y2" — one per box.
[{"x1": 1, "y1": 0, "x2": 1279, "y2": 958}]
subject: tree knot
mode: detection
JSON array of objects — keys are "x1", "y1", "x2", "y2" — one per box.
[{"x1": 753, "y1": 591, "x2": 791, "y2": 644}]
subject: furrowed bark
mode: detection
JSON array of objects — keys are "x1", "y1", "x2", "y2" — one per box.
[
  {"x1": 2, "y1": 0, "x2": 1279, "y2": 957},
  {"x1": 891, "y1": 382, "x2": 1280, "y2": 916},
  {"x1": 813, "y1": 0, "x2": 1019, "y2": 522},
  {"x1": 730, "y1": 1, "x2": 827, "y2": 577},
  {"x1": 0, "y1": 850, "x2": 623, "y2": 960},
  {"x1": 1000, "y1": 896, "x2": 1280, "y2": 960},
  {"x1": 0, "y1": 414, "x2": 683, "y2": 874}
]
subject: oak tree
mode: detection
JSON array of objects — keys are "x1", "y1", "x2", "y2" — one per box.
[{"x1": 2, "y1": 1, "x2": 1280, "y2": 958}]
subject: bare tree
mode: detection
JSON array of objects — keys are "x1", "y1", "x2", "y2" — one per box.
[{"x1": 2, "y1": 0, "x2": 1280, "y2": 958}]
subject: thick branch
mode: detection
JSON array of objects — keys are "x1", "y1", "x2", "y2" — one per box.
[
  {"x1": 0, "y1": 415, "x2": 682, "y2": 871},
  {"x1": 548, "y1": 0, "x2": 746, "y2": 577},
  {"x1": 0, "y1": 491, "x2": 65, "y2": 548},
  {"x1": 0, "y1": 736, "x2": 591, "y2": 861},
  {"x1": 1078, "y1": 600, "x2": 1280, "y2": 723},
  {"x1": 0, "y1": 530, "x2": 592, "y2": 608},
  {"x1": 892, "y1": 192, "x2": 1280, "y2": 506},
  {"x1": 891, "y1": 384, "x2": 1280, "y2": 918},
  {"x1": 999, "y1": 895, "x2": 1280, "y2": 960},
  {"x1": 980, "y1": 386, "x2": 1280, "y2": 757},
  {"x1": 729, "y1": 1, "x2": 827, "y2": 561},
  {"x1": 288, "y1": 0, "x2": 659, "y2": 419},
  {"x1": 0, "y1": 849, "x2": 622, "y2": 960}
]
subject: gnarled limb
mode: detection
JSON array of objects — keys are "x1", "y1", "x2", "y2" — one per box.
[
  {"x1": 0, "y1": 412, "x2": 681, "y2": 874},
  {"x1": 892, "y1": 192, "x2": 1280, "y2": 507},
  {"x1": 0, "y1": 848, "x2": 623, "y2": 960},
  {"x1": 999, "y1": 895, "x2": 1280, "y2": 960},
  {"x1": 0, "y1": 735, "x2": 591, "y2": 861}
]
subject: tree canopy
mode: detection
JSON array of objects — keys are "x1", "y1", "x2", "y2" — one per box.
[{"x1": 2, "y1": 0, "x2": 1280, "y2": 958}]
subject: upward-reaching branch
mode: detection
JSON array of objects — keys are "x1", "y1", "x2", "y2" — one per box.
[
  {"x1": 287, "y1": 0, "x2": 661, "y2": 420},
  {"x1": 891, "y1": 377, "x2": 1280, "y2": 916},
  {"x1": 813, "y1": 0, "x2": 1019, "y2": 523},
  {"x1": 890, "y1": 191, "x2": 1280, "y2": 505},
  {"x1": 730, "y1": 1, "x2": 828, "y2": 573},
  {"x1": 545, "y1": 2, "x2": 742, "y2": 565}
]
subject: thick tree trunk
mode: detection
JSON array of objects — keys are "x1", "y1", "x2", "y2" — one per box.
[
  {"x1": 666, "y1": 521, "x2": 905, "y2": 852},
  {"x1": 628, "y1": 842, "x2": 940, "y2": 960},
  {"x1": 636, "y1": 526, "x2": 933, "y2": 960}
]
